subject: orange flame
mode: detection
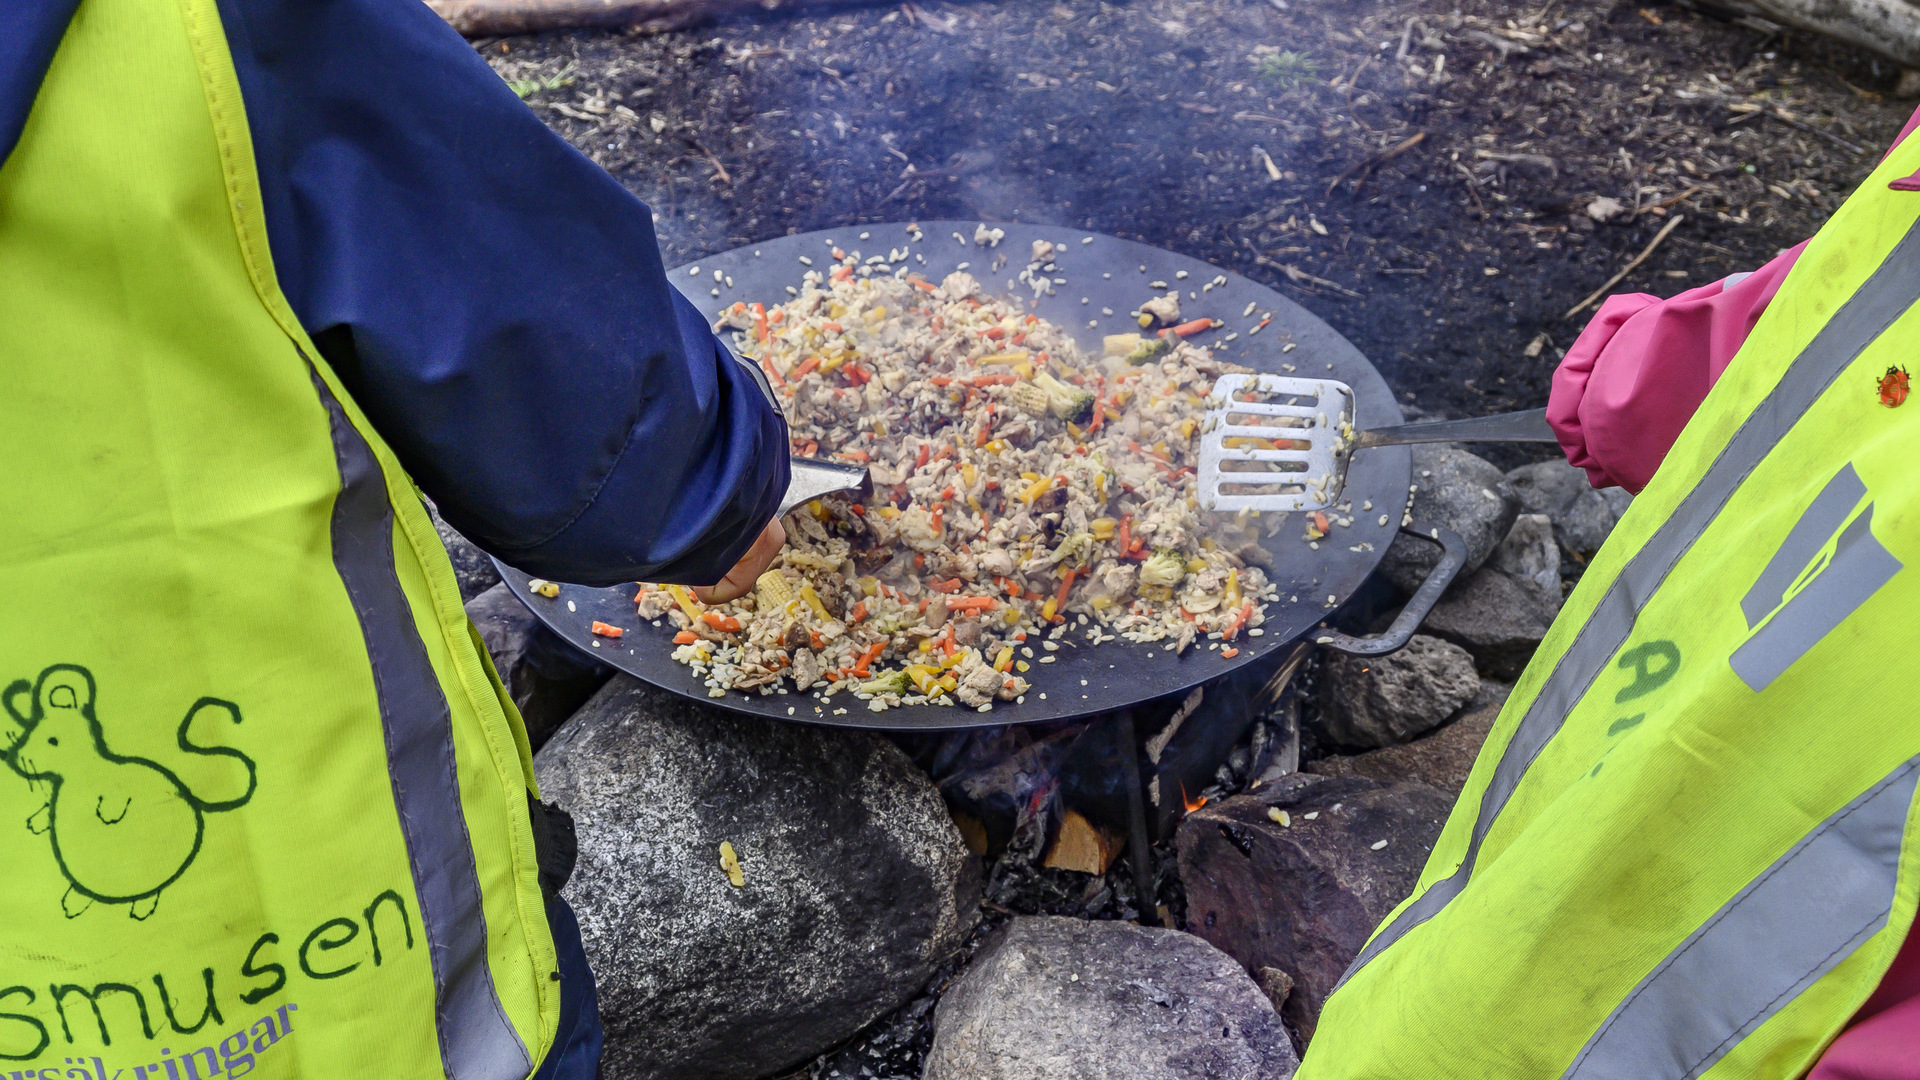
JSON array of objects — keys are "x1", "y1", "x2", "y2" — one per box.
[{"x1": 1179, "y1": 780, "x2": 1208, "y2": 815}]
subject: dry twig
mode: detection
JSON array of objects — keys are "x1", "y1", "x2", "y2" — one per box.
[{"x1": 1563, "y1": 215, "x2": 1687, "y2": 320}]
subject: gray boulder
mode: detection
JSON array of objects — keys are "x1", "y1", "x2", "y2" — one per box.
[
  {"x1": 428, "y1": 501, "x2": 503, "y2": 601},
  {"x1": 923, "y1": 916, "x2": 1298, "y2": 1080},
  {"x1": 1177, "y1": 774, "x2": 1452, "y2": 1042},
  {"x1": 1379, "y1": 445, "x2": 1519, "y2": 594},
  {"x1": 1505, "y1": 458, "x2": 1633, "y2": 556},
  {"x1": 1316, "y1": 634, "x2": 1479, "y2": 749},
  {"x1": 466, "y1": 583, "x2": 611, "y2": 751},
  {"x1": 536, "y1": 676, "x2": 979, "y2": 1080},
  {"x1": 1306, "y1": 688, "x2": 1508, "y2": 796},
  {"x1": 1422, "y1": 515, "x2": 1563, "y2": 679}
]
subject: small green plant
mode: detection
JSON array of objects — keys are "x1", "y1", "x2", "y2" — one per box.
[
  {"x1": 506, "y1": 61, "x2": 578, "y2": 99},
  {"x1": 1257, "y1": 50, "x2": 1319, "y2": 87}
]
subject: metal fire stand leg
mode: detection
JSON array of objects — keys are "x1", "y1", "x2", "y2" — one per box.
[{"x1": 1115, "y1": 709, "x2": 1159, "y2": 928}]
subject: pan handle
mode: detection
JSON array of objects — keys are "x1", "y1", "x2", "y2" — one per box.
[{"x1": 1312, "y1": 524, "x2": 1466, "y2": 656}]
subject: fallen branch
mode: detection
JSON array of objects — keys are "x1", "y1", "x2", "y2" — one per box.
[
  {"x1": 1256, "y1": 256, "x2": 1364, "y2": 299},
  {"x1": 1562, "y1": 215, "x2": 1686, "y2": 321},
  {"x1": 1728, "y1": 101, "x2": 1870, "y2": 157},
  {"x1": 1328, "y1": 131, "x2": 1427, "y2": 194},
  {"x1": 427, "y1": 0, "x2": 897, "y2": 37},
  {"x1": 1689, "y1": 0, "x2": 1920, "y2": 71}
]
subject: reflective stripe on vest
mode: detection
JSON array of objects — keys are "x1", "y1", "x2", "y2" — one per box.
[
  {"x1": 1300, "y1": 93, "x2": 1920, "y2": 1080},
  {"x1": 0, "y1": 0, "x2": 558, "y2": 1074}
]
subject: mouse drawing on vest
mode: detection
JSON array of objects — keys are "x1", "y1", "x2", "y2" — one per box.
[{"x1": 2, "y1": 664, "x2": 256, "y2": 920}]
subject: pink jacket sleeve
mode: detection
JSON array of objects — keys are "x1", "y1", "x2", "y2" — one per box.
[{"x1": 1545, "y1": 241, "x2": 1806, "y2": 493}]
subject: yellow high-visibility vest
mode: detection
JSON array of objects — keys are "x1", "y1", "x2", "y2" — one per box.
[
  {"x1": 0, "y1": 0, "x2": 559, "y2": 1076},
  {"x1": 1300, "y1": 93, "x2": 1920, "y2": 1080}
]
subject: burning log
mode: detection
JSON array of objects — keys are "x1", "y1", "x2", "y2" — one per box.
[{"x1": 425, "y1": 0, "x2": 901, "y2": 37}]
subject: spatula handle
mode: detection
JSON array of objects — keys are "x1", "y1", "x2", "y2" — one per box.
[{"x1": 1352, "y1": 407, "x2": 1557, "y2": 448}]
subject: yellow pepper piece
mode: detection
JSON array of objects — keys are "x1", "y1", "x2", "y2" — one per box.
[
  {"x1": 799, "y1": 584, "x2": 833, "y2": 622},
  {"x1": 1066, "y1": 422, "x2": 1082, "y2": 438},
  {"x1": 979, "y1": 351, "x2": 1031, "y2": 365},
  {"x1": 1089, "y1": 595, "x2": 1113, "y2": 611},
  {"x1": 881, "y1": 506, "x2": 901, "y2": 519},
  {"x1": 1016, "y1": 660, "x2": 1031, "y2": 673},
  {"x1": 1153, "y1": 441, "x2": 1169, "y2": 457},
  {"x1": 667, "y1": 584, "x2": 705, "y2": 621},
  {"x1": 819, "y1": 355, "x2": 846, "y2": 373},
  {"x1": 829, "y1": 301, "x2": 847, "y2": 318},
  {"x1": 985, "y1": 440, "x2": 1005, "y2": 455},
  {"x1": 858, "y1": 576, "x2": 880, "y2": 597},
  {"x1": 719, "y1": 841, "x2": 745, "y2": 888},
  {"x1": 1225, "y1": 568, "x2": 1242, "y2": 609},
  {"x1": 866, "y1": 306, "x2": 887, "y2": 322},
  {"x1": 961, "y1": 464, "x2": 976, "y2": 489},
  {"x1": 1040, "y1": 597, "x2": 1058, "y2": 622},
  {"x1": 994, "y1": 646, "x2": 1014, "y2": 672},
  {"x1": 1095, "y1": 473, "x2": 1107, "y2": 501},
  {"x1": 969, "y1": 496, "x2": 983, "y2": 514},
  {"x1": 1138, "y1": 312, "x2": 1153, "y2": 328},
  {"x1": 1019, "y1": 477, "x2": 1052, "y2": 504},
  {"x1": 1003, "y1": 608, "x2": 1021, "y2": 626},
  {"x1": 937, "y1": 674, "x2": 959, "y2": 693},
  {"x1": 1020, "y1": 472, "x2": 1042, "y2": 482},
  {"x1": 808, "y1": 500, "x2": 830, "y2": 521},
  {"x1": 1186, "y1": 558, "x2": 1209, "y2": 574},
  {"x1": 1179, "y1": 418, "x2": 1197, "y2": 440},
  {"x1": 1014, "y1": 362, "x2": 1034, "y2": 380},
  {"x1": 1090, "y1": 517, "x2": 1117, "y2": 540},
  {"x1": 755, "y1": 571, "x2": 795, "y2": 610},
  {"x1": 528, "y1": 578, "x2": 561, "y2": 599},
  {"x1": 918, "y1": 638, "x2": 934, "y2": 653}
]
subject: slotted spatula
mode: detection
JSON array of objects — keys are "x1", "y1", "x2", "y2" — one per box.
[{"x1": 1196, "y1": 374, "x2": 1557, "y2": 513}]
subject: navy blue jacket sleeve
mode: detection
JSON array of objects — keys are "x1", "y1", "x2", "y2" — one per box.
[{"x1": 213, "y1": 0, "x2": 788, "y2": 587}]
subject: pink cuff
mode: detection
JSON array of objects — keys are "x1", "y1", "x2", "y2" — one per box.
[{"x1": 1547, "y1": 241, "x2": 1807, "y2": 493}]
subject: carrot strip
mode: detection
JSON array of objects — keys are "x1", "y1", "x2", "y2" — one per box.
[
  {"x1": 851, "y1": 641, "x2": 886, "y2": 677},
  {"x1": 849, "y1": 601, "x2": 868, "y2": 623},
  {"x1": 1221, "y1": 647, "x2": 1240, "y2": 659},
  {"x1": 946, "y1": 597, "x2": 1000, "y2": 612},
  {"x1": 1053, "y1": 569, "x2": 1078, "y2": 617},
  {"x1": 702, "y1": 612, "x2": 742, "y2": 634},
  {"x1": 830, "y1": 265, "x2": 853, "y2": 282},
  {"x1": 673, "y1": 630, "x2": 699, "y2": 645},
  {"x1": 791, "y1": 355, "x2": 821, "y2": 379},
  {"x1": 916, "y1": 443, "x2": 931, "y2": 469},
  {"x1": 590, "y1": 621, "x2": 625, "y2": 638}
]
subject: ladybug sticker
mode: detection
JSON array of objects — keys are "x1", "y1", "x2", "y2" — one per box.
[{"x1": 1879, "y1": 365, "x2": 1910, "y2": 408}]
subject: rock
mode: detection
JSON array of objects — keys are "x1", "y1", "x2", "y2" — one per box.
[
  {"x1": 1422, "y1": 516, "x2": 1563, "y2": 679},
  {"x1": 427, "y1": 501, "x2": 502, "y2": 601},
  {"x1": 536, "y1": 677, "x2": 979, "y2": 1080},
  {"x1": 1504, "y1": 458, "x2": 1633, "y2": 556},
  {"x1": 1305, "y1": 690, "x2": 1508, "y2": 796},
  {"x1": 1177, "y1": 774, "x2": 1452, "y2": 1042},
  {"x1": 923, "y1": 916, "x2": 1298, "y2": 1080},
  {"x1": 1315, "y1": 634, "x2": 1479, "y2": 749},
  {"x1": 466, "y1": 584, "x2": 612, "y2": 751},
  {"x1": 1380, "y1": 446, "x2": 1519, "y2": 594},
  {"x1": 1485, "y1": 514, "x2": 1562, "y2": 605},
  {"x1": 1254, "y1": 967, "x2": 1296, "y2": 1015}
]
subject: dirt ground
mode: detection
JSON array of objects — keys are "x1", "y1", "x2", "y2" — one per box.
[
  {"x1": 485, "y1": 0, "x2": 1912, "y2": 469},
  {"x1": 479, "y1": 3, "x2": 1910, "y2": 1075}
]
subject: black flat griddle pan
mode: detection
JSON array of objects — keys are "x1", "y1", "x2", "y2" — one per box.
[{"x1": 494, "y1": 221, "x2": 1409, "y2": 731}]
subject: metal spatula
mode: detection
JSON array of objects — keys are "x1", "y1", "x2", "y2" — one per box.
[{"x1": 1196, "y1": 374, "x2": 1556, "y2": 513}]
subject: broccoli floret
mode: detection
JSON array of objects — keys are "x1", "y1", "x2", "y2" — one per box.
[
  {"x1": 858, "y1": 669, "x2": 913, "y2": 696},
  {"x1": 1125, "y1": 337, "x2": 1170, "y2": 365},
  {"x1": 1033, "y1": 371, "x2": 1096, "y2": 425},
  {"x1": 1139, "y1": 548, "x2": 1188, "y2": 588}
]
